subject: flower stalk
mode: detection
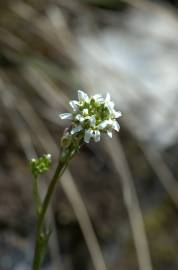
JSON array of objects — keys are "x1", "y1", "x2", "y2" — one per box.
[
  {"x1": 32, "y1": 153, "x2": 69, "y2": 270},
  {"x1": 31, "y1": 140, "x2": 80, "y2": 270},
  {"x1": 30, "y1": 90, "x2": 121, "y2": 270}
]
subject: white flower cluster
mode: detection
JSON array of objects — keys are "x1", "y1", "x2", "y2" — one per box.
[{"x1": 59, "y1": 90, "x2": 121, "y2": 143}]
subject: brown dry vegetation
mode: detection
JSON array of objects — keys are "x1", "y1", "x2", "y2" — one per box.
[{"x1": 0, "y1": 1, "x2": 178, "y2": 270}]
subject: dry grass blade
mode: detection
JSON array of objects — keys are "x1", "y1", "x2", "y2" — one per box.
[
  {"x1": 122, "y1": 0, "x2": 176, "y2": 15},
  {"x1": 0, "y1": 27, "x2": 27, "y2": 52},
  {"x1": 0, "y1": 91, "x2": 36, "y2": 159},
  {"x1": 123, "y1": 119, "x2": 178, "y2": 208},
  {"x1": 17, "y1": 95, "x2": 58, "y2": 156},
  {"x1": 23, "y1": 66, "x2": 69, "y2": 110},
  {"x1": 105, "y1": 135, "x2": 153, "y2": 270},
  {"x1": 10, "y1": 1, "x2": 74, "y2": 58},
  {"x1": 61, "y1": 170, "x2": 108, "y2": 270},
  {"x1": 141, "y1": 144, "x2": 178, "y2": 207}
]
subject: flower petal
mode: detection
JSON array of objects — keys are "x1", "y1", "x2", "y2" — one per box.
[
  {"x1": 98, "y1": 120, "x2": 109, "y2": 130},
  {"x1": 59, "y1": 113, "x2": 73, "y2": 120},
  {"x1": 83, "y1": 108, "x2": 88, "y2": 115},
  {"x1": 84, "y1": 129, "x2": 93, "y2": 143},
  {"x1": 89, "y1": 115, "x2": 96, "y2": 127},
  {"x1": 69, "y1": 100, "x2": 79, "y2": 111},
  {"x1": 93, "y1": 94, "x2": 104, "y2": 103},
  {"x1": 46, "y1": 154, "x2": 52, "y2": 159},
  {"x1": 78, "y1": 90, "x2": 89, "y2": 103},
  {"x1": 112, "y1": 120, "x2": 120, "y2": 131},
  {"x1": 75, "y1": 114, "x2": 85, "y2": 123},
  {"x1": 107, "y1": 101, "x2": 114, "y2": 111},
  {"x1": 114, "y1": 110, "x2": 122, "y2": 118},
  {"x1": 105, "y1": 93, "x2": 111, "y2": 103},
  {"x1": 107, "y1": 130, "x2": 112, "y2": 138},
  {"x1": 71, "y1": 125, "x2": 83, "y2": 135},
  {"x1": 93, "y1": 130, "x2": 100, "y2": 142}
]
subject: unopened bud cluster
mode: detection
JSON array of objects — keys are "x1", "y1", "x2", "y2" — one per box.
[{"x1": 30, "y1": 154, "x2": 52, "y2": 177}]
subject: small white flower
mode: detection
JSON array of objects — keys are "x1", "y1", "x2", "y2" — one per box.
[
  {"x1": 71, "y1": 125, "x2": 83, "y2": 135},
  {"x1": 84, "y1": 129, "x2": 93, "y2": 143},
  {"x1": 59, "y1": 113, "x2": 73, "y2": 120},
  {"x1": 46, "y1": 154, "x2": 52, "y2": 159},
  {"x1": 83, "y1": 108, "x2": 88, "y2": 115},
  {"x1": 78, "y1": 90, "x2": 89, "y2": 103},
  {"x1": 105, "y1": 93, "x2": 115, "y2": 111},
  {"x1": 104, "y1": 94, "x2": 121, "y2": 119},
  {"x1": 69, "y1": 100, "x2": 79, "y2": 111},
  {"x1": 76, "y1": 114, "x2": 85, "y2": 123}
]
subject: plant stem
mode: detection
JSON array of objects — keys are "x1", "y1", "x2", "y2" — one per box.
[
  {"x1": 32, "y1": 148, "x2": 74, "y2": 270},
  {"x1": 33, "y1": 176, "x2": 41, "y2": 215}
]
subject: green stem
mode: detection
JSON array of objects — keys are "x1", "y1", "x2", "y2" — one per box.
[
  {"x1": 33, "y1": 176, "x2": 41, "y2": 215},
  {"x1": 32, "y1": 148, "x2": 74, "y2": 270}
]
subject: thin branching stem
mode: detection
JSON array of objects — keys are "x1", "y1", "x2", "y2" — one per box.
[{"x1": 32, "y1": 149, "x2": 74, "y2": 270}]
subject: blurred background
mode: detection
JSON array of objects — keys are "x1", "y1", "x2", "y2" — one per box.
[{"x1": 0, "y1": 0, "x2": 178, "y2": 270}]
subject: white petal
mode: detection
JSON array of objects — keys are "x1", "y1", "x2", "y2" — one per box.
[
  {"x1": 89, "y1": 115, "x2": 96, "y2": 127},
  {"x1": 105, "y1": 93, "x2": 110, "y2": 102},
  {"x1": 71, "y1": 125, "x2": 83, "y2": 135},
  {"x1": 112, "y1": 120, "x2": 120, "y2": 131},
  {"x1": 98, "y1": 120, "x2": 109, "y2": 130},
  {"x1": 107, "y1": 131, "x2": 112, "y2": 138},
  {"x1": 108, "y1": 101, "x2": 115, "y2": 111},
  {"x1": 93, "y1": 94, "x2": 101, "y2": 99},
  {"x1": 46, "y1": 154, "x2": 52, "y2": 159},
  {"x1": 107, "y1": 119, "x2": 114, "y2": 125},
  {"x1": 84, "y1": 129, "x2": 93, "y2": 143},
  {"x1": 84, "y1": 116, "x2": 90, "y2": 120},
  {"x1": 59, "y1": 113, "x2": 73, "y2": 120},
  {"x1": 69, "y1": 100, "x2": 79, "y2": 111},
  {"x1": 114, "y1": 111, "x2": 122, "y2": 118},
  {"x1": 83, "y1": 108, "x2": 88, "y2": 115},
  {"x1": 75, "y1": 114, "x2": 85, "y2": 123},
  {"x1": 78, "y1": 90, "x2": 89, "y2": 103},
  {"x1": 93, "y1": 130, "x2": 100, "y2": 142},
  {"x1": 93, "y1": 94, "x2": 104, "y2": 103}
]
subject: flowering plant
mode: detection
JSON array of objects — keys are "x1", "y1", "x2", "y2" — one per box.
[{"x1": 30, "y1": 90, "x2": 121, "y2": 270}]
